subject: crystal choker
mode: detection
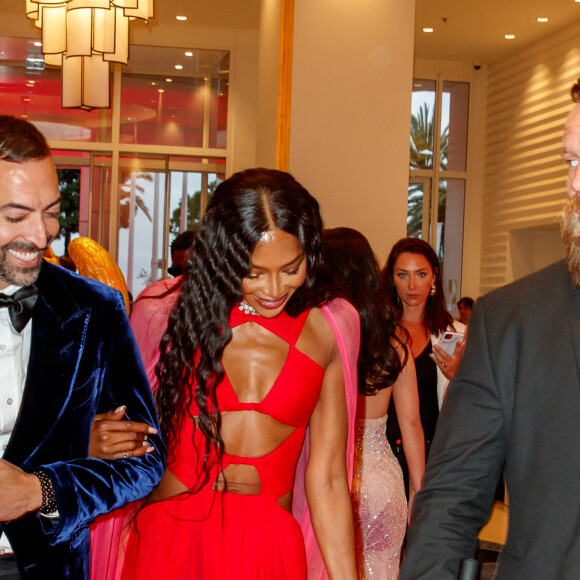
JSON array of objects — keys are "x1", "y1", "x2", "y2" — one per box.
[{"x1": 239, "y1": 301, "x2": 258, "y2": 316}]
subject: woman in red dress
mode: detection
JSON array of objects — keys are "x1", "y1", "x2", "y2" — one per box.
[{"x1": 101, "y1": 168, "x2": 356, "y2": 579}]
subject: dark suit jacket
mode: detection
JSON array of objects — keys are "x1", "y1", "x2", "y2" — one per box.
[
  {"x1": 401, "y1": 260, "x2": 580, "y2": 580},
  {"x1": 1, "y1": 262, "x2": 165, "y2": 579}
]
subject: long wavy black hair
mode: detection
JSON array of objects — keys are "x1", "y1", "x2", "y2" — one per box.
[
  {"x1": 320, "y1": 227, "x2": 408, "y2": 395},
  {"x1": 155, "y1": 168, "x2": 324, "y2": 492},
  {"x1": 381, "y1": 237, "x2": 455, "y2": 336}
]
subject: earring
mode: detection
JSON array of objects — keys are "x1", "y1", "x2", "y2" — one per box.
[{"x1": 430, "y1": 284, "x2": 436, "y2": 296}]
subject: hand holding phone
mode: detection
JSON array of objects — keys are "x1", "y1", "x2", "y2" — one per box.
[{"x1": 436, "y1": 332, "x2": 464, "y2": 356}]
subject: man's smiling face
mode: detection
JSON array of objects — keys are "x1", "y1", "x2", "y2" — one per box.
[{"x1": 0, "y1": 156, "x2": 61, "y2": 290}]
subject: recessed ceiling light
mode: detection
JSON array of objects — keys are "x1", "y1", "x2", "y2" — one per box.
[
  {"x1": 537, "y1": 17, "x2": 549, "y2": 23},
  {"x1": 151, "y1": 82, "x2": 156, "y2": 86},
  {"x1": 505, "y1": 34, "x2": 515, "y2": 40},
  {"x1": 33, "y1": 41, "x2": 42, "y2": 47},
  {"x1": 175, "y1": 65, "x2": 183, "y2": 70},
  {"x1": 165, "y1": 78, "x2": 173, "y2": 83},
  {"x1": 185, "y1": 51, "x2": 193, "y2": 57},
  {"x1": 158, "y1": 89, "x2": 164, "y2": 93},
  {"x1": 176, "y1": 15, "x2": 187, "y2": 21},
  {"x1": 423, "y1": 27, "x2": 434, "y2": 33}
]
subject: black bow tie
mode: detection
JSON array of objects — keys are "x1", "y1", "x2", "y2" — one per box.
[{"x1": 0, "y1": 286, "x2": 39, "y2": 333}]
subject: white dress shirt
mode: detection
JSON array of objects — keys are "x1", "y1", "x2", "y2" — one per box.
[{"x1": 0, "y1": 284, "x2": 32, "y2": 555}]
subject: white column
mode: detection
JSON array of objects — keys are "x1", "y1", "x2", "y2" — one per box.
[{"x1": 289, "y1": 0, "x2": 416, "y2": 259}]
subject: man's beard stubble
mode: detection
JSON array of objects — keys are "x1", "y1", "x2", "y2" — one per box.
[
  {"x1": 561, "y1": 198, "x2": 580, "y2": 287},
  {"x1": 0, "y1": 240, "x2": 49, "y2": 288}
]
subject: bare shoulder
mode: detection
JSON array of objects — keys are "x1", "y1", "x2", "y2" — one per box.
[{"x1": 296, "y1": 307, "x2": 338, "y2": 369}]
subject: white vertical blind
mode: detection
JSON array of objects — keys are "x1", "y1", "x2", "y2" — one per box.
[{"x1": 481, "y1": 24, "x2": 580, "y2": 294}]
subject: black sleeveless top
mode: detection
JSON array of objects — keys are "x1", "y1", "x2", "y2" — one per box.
[
  {"x1": 414, "y1": 341, "x2": 439, "y2": 458},
  {"x1": 386, "y1": 338, "x2": 440, "y2": 495}
]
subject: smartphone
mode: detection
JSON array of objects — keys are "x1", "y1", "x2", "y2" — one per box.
[{"x1": 436, "y1": 332, "x2": 464, "y2": 355}]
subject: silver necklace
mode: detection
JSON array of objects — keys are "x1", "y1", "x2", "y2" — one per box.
[{"x1": 238, "y1": 300, "x2": 258, "y2": 316}]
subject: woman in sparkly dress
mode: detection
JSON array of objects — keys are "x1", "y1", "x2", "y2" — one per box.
[{"x1": 322, "y1": 228, "x2": 425, "y2": 579}]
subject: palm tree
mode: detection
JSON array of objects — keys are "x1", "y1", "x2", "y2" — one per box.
[
  {"x1": 407, "y1": 102, "x2": 449, "y2": 262},
  {"x1": 169, "y1": 180, "x2": 218, "y2": 235},
  {"x1": 56, "y1": 168, "x2": 80, "y2": 254},
  {"x1": 118, "y1": 170, "x2": 152, "y2": 229}
]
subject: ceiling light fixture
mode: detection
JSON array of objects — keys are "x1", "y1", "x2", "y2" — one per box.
[
  {"x1": 26, "y1": 0, "x2": 154, "y2": 110},
  {"x1": 185, "y1": 51, "x2": 193, "y2": 57},
  {"x1": 537, "y1": 17, "x2": 549, "y2": 23},
  {"x1": 423, "y1": 27, "x2": 434, "y2": 33},
  {"x1": 175, "y1": 65, "x2": 183, "y2": 70},
  {"x1": 176, "y1": 15, "x2": 187, "y2": 21},
  {"x1": 505, "y1": 34, "x2": 516, "y2": 40}
]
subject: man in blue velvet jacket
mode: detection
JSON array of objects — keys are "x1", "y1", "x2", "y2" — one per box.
[{"x1": 0, "y1": 115, "x2": 165, "y2": 578}]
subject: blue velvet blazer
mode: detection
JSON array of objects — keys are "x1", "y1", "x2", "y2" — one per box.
[{"x1": 2, "y1": 262, "x2": 166, "y2": 579}]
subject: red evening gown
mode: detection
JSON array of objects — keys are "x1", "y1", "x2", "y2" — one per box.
[{"x1": 120, "y1": 306, "x2": 325, "y2": 580}]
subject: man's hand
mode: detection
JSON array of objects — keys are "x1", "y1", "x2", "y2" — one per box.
[{"x1": 0, "y1": 459, "x2": 42, "y2": 521}]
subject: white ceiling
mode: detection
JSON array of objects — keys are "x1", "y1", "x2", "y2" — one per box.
[
  {"x1": 7, "y1": 1, "x2": 580, "y2": 66},
  {"x1": 156, "y1": 0, "x2": 580, "y2": 65},
  {"x1": 159, "y1": 1, "x2": 580, "y2": 65},
  {"x1": 414, "y1": 0, "x2": 580, "y2": 64},
  {"x1": 153, "y1": 0, "x2": 261, "y2": 31}
]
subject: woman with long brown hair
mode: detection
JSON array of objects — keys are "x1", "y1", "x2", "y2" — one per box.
[{"x1": 382, "y1": 238, "x2": 465, "y2": 494}]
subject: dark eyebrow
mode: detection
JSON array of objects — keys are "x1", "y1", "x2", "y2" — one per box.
[
  {"x1": 395, "y1": 267, "x2": 429, "y2": 273},
  {"x1": 0, "y1": 196, "x2": 62, "y2": 212},
  {"x1": 251, "y1": 252, "x2": 305, "y2": 270}
]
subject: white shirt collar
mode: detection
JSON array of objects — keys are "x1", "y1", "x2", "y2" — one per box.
[{"x1": 0, "y1": 285, "x2": 22, "y2": 297}]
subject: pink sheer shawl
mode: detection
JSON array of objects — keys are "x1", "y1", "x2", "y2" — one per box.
[
  {"x1": 292, "y1": 298, "x2": 359, "y2": 579},
  {"x1": 89, "y1": 297, "x2": 359, "y2": 579}
]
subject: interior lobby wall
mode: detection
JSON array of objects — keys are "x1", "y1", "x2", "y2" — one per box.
[
  {"x1": 3, "y1": 1, "x2": 419, "y2": 261},
  {"x1": 480, "y1": 22, "x2": 580, "y2": 294},
  {"x1": 289, "y1": 0, "x2": 416, "y2": 260},
  {"x1": 255, "y1": 0, "x2": 281, "y2": 170}
]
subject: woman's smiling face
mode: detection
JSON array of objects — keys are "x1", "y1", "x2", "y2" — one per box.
[{"x1": 241, "y1": 229, "x2": 307, "y2": 318}]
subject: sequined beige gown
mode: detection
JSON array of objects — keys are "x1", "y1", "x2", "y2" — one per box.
[{"x1": 352, "y1": 414, "x2": 407, "y2": 579}]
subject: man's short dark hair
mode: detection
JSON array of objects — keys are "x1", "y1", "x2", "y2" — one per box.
[
  {"x1": 170, "y1": 230, "x2": 195, "y2": 257},
  {"x1": 572, "y1": 79, "x2": 580, "y2": 104},
  {"x1": 0, "y1": 115, "x2": 51, "y2": 163},
  {"x1": 457, "y1": 296, "x2": 474, "y2": 309}
]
